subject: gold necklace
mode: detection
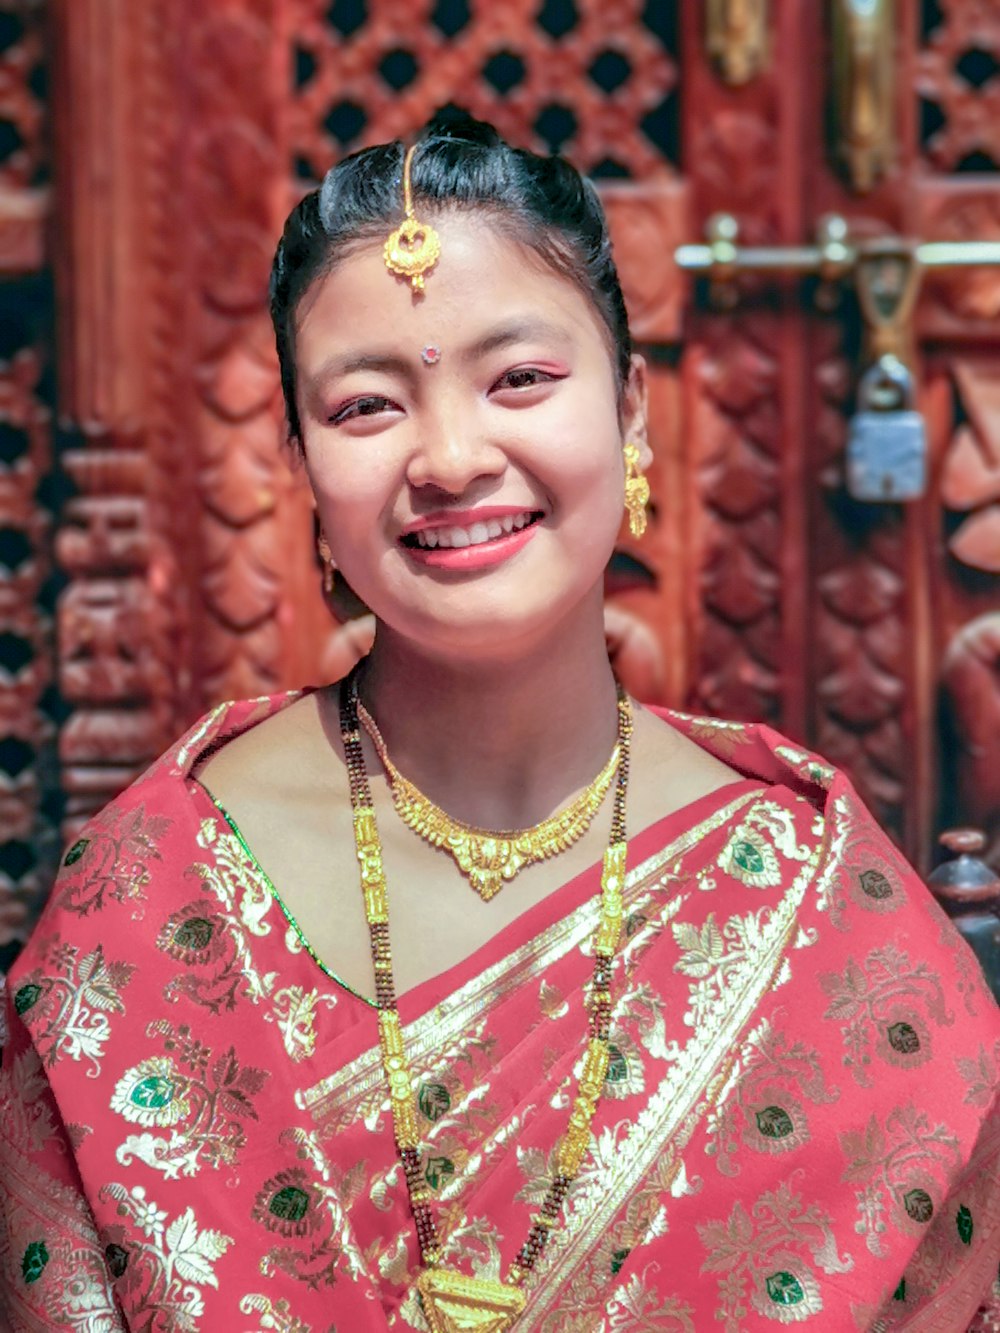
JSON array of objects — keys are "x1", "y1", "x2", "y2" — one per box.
[
  {"x1": 354, "y1": 694, "x2": 620, "y2": 901},
  {"x1": 340, "y1": 669, "x2": 632, "y2": 1332}
]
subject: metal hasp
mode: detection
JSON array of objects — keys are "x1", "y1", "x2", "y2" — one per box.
[
  {"x1": 832, "y1": 0, "x2": 895, "y2": 193},
  {"x1": 675, "y1": 215, "x2": 1000, "y2": 287},
  {"x1": 928, "y1": 830, "x2": 1000, "y2": 1003}
]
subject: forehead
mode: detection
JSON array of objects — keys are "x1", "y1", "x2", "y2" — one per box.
[{"x1": 294, "y1": 214, "x2": 608, "y2": 370}]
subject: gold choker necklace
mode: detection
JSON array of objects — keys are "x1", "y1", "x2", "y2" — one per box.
[
  {"x1": 354, "y1": 690, "x2": 621, "y2": 901},
  {"x1": 339, "y1": 669, "x2": 633, "y2": 1330}
]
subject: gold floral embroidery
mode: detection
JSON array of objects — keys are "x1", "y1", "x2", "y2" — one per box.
[
  {"x1": 956, "y1": 1040, "x2": 1000, "y2": 1109},
  {"x1": 606, "y1": 1267, "x2": 697, "y2": 1330},
  {"x1": 839, "y1": 1105, "x2": 961, "y2": 1254},
  {"x1": 698, "y1": 1180, "x2": 853, "y2": 1328},
  {"x1": 112, "y1": 1021, "x2": 268, "y2": 1179},
  {"x1": 56, "y1": 802, "x2": 171, "y2": 916},
  {"x1": 705, "y1": 1018, "x2": 839, "y2": 1176},
  {"x1": 14, "y1": 941, "x2": 135, "y2": 1074},
  {"x1": 240, "y1": 1293, "x2": 314, "y2": 1333},
  {"x1": 264, "y1": 985, "x2": 339, "y2": 1062},
  {"x1": 100, "y1": 1182, "x2": 232, "y2": 1323},
  {"x1": 820, "y1": 944, "x2": 954, "y2": 1087}
]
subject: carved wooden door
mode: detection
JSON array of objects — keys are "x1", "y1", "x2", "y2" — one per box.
[{"x1": 3, "y1": 0, "x2": 1000, "y2": 963}]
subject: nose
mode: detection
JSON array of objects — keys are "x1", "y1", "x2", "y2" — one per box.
[{"x1": 404, "y1": 402, "x2": 506, "y2": 495}]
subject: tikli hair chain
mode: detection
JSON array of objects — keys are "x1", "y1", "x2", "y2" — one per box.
[{"x1": 384, "y1": 144, "x2": 441, "y2": 293}]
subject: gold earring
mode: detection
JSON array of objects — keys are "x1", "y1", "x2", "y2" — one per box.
[
  {"x1": 317, "y1": 533, "x2": 336, "y2": 596},
  {"x1": 623, "y1": 442, "x2": 650, "y2": 539}
]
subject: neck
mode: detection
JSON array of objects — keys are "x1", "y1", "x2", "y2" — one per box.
[{"x1": 355, "y1": 595, "x2": 620, "y2": 830}]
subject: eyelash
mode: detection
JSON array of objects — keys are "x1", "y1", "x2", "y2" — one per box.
[{"x1": 328, "y1": 367, "x2": 562, "y2": 425}]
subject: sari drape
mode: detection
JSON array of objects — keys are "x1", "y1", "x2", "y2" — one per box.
[{"x1": 1, "y1": 692, "x2": 997, "y2": 1331}]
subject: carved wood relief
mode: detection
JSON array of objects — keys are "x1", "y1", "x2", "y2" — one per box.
[{"x1": 0, "y1": 1, "x2": 55, "y2": 970}]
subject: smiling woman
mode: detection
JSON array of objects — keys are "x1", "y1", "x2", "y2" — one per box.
[{"x1": 1, "y1": 112, "x2": 998, "y2": 1332}]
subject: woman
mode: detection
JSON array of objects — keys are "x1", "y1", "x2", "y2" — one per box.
[{"x1": 1, "y1": 113, "x2": 997, "y2": 1332}]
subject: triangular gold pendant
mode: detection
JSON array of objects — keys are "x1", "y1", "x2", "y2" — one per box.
[{"x1": 417, "y1": 1269, "x2": 527, "y2": 1333}]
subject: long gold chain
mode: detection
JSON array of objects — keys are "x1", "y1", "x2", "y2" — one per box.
[
  {"x1": 340, "y1": 669, "x2": 632, "y2": 1331},
  {"x1": 355, "y1": 696, "x2": 620, "y2": 900}
]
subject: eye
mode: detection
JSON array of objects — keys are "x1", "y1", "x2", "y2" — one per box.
[
  {"x1": 492, "y1": 367, "x2": 564, "y2": 393},
  {"x1": 330, "y1": 394, "x2": 397, "y2": 425}
]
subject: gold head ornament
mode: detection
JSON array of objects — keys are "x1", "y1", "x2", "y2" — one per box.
[{"x1": 384, "y1": 144, "x2": 441, "y2": 293}]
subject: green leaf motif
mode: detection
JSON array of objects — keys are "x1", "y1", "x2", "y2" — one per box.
[
  {"x1": 610, "y1": 1247, "x2": 630, "y2": 1275},
  {"x1": 859, "y1": 869, "x2": 893, "y2": 900},
  {"x1": 765, "y1": 1271, "x2": 804, "y2": 1306},
  {"x1": 105, "y1": 1243, "x2": 129, "y2": 1278},
  {"x1": 174, "y1": 917, "x2": 214, "y2": 950},
  {"x1": 418, "y1": 1082, "x2": 451, "y2": 1123},
  {"x1": 269, "y1": 1186, "x2": 310, "y2": 1222},
  {"x1": 424, "y1": 1156, "x2": 454, "y2": 1190},
  {"x1": 606, "y1": 1044, "x2": 629, "y2": 1083},
  {"x1": 887, "y1": 1022, "x2": 920, "y2": 1055},
  {"x1": 733, "y1": 842, "x2": 765, "y2": 874},
  {"x1": 755, "y1": 1105, "x2": 794, "y2": 1139},
  {"x1": 131, "y1": 1075, "x2": 174, "y2": 1110},
  {"x1": 957, "y1": 1204, "x2": 974, "y2": 1246},
  {"x1": 63, "y1": 838, "x2": 90, "y2": 867},
  {"x1": 768, "y1": 1269, "x2": 805, "y2": 1301},
  {"x1": 13, "y1": 983, "x2": 41, "y2": 1016},
  {"x1": 21, "y1": 1241, "x2": 48, "y2": 1285},
  {"x1": 903, "y1": 1188, "x2": 934, "y2": 1224}
]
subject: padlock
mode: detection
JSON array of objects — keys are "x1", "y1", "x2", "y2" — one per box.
[{"x1": 846, "y1": 355, "x2": 927, "y2": 502}]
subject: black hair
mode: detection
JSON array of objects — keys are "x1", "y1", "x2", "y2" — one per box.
[{"x1": 269, "y1": 108, "x2": 632, "y2": 445}]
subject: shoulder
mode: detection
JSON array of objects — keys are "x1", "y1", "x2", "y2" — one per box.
[{"x1": 8, "y1": 691, "x2": 307, "y2": 988}]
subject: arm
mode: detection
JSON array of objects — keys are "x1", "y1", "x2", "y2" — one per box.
[{"x1": 0, "y1": 983, "x2": 125, "y2": 1332}]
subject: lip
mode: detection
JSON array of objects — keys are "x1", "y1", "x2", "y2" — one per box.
[
  {"x1": 402, "y1": 520, "x2": 541, "y2": 572},
  {"x1": 400, "y1": 505, "x2": 542, "y2": 537}
]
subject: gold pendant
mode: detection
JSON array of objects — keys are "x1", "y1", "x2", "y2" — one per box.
[
  {"x1": 384, "y1": 216, "x2": 441, "y2": 292},
  {"x1": 417, "y1": 1269, "x2": 527, "y2": 1332}
]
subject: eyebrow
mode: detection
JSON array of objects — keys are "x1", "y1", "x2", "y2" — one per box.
[
  {"x1": 305, "y1": 317, "x2": 572, "y2": 393},
  {"x1": 461, "y1": 318, "x2": 572, "y2": 362},
  {"x1": 309, "y1": 351, "x2": 413, "y2": 387}
]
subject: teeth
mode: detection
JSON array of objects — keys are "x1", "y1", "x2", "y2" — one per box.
[{"x1": 413, "y1": 511, "x2": 537, "y2": 549}]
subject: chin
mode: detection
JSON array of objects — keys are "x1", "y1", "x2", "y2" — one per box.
[{"x1": 386, "y1": 581, "x2": 604, "y2": 666}]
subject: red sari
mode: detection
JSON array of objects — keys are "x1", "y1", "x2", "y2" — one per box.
[{"x1": 1, "y1": 692, "x2": 998, "y2": 1331}]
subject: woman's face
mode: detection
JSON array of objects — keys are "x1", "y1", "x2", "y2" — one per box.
[{"x1": 294, "y1": 214, "x2": 648, "y2": 662}]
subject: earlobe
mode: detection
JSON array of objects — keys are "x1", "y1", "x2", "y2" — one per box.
[{"x1": 623, "y1": 353, "x2": 652, "y2": 469}]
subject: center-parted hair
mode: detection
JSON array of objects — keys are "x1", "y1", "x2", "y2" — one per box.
[{"x1": 269, "y1": 109, "x2": 632, "y2": 445}]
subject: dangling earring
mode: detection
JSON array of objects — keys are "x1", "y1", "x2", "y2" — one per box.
[
  {"x1": 317, "y1": 533, "x2": 336, "y2": 596},
  {"x1": 623, "y1": 442, "x2": 650, "y2": 539}
]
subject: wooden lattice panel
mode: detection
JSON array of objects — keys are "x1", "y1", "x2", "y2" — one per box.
[
  {"x1": 0, "y1": 3, "x2": 46, "y2": 192},
  {"x1": 290, "y1": 0, "x2": 677, "y2": 182},
  {"x1": 917, "y1": 0, "x2": 1000, "y2": 172}
]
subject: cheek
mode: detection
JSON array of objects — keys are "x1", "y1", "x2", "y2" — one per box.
[{"x1": 305, "y1": 446, "x2": 395, "y2": 528}]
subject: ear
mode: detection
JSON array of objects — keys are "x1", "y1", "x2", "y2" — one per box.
[
  {"x1": 281, "y1": 429, "x2": 307, "y2": 473},
  {"x1": 621, "y1": 353, "x2": 651, "y2": 469}
]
